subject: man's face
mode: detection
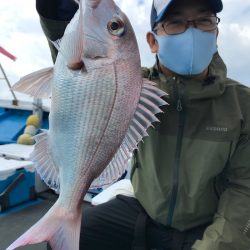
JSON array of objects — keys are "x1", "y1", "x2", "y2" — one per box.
[
  {"x1": 155, "y1": 0, "x2": 216, "y2": 35},
  {"x1": 147, "y1": 0, "x2": 219, "y2": 78}
]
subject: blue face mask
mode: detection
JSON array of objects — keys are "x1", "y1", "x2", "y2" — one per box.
[{"x1": 154, "y1": 28, "x2": 217, "y2": 76}]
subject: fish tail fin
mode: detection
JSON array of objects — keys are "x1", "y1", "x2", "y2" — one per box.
[{"x1": 6, "y1": 202, "x2": 82, "y2": 250}]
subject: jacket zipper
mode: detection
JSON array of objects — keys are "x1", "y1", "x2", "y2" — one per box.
[{"x1": 167, "y1": 78, "x2": 186, "y2": 226}]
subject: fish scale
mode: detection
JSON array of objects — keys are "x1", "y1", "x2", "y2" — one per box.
[
  {"x1": 49, "y1": 61, "x2": 140, "y2": 212},
  {"x1": 7, "y1": 0, "x2": 168, "y2": 249},
  {"x1": 52, "y1": 68, "x2": 120, "y2": 179}
]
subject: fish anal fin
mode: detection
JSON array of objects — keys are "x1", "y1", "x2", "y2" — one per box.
[{"x1": 31, "y1": 131, "x2": 60, "y2": 193}]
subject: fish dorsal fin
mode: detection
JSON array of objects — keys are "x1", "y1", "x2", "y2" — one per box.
[
  {"x1": 30, "y1": 131, "x2": 60, "y2": 193},
  {"x1": 12, "y1": 67, "x2": 53, "y2": 99},
  {"x1": 90, "y1": 79, "x2": 168, "y2": 188}
]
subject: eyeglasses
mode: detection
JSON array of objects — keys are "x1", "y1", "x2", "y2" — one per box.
[{"x1": 157, "y1": 16, "x2": 220, "y2": 35}]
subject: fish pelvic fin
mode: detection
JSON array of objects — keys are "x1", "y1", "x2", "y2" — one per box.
[
  {"x1": 90, "y1": 79, "x2": 168, "y2": 188},
  {"x1": 6, "y1": 202, "x2": 82, "y2": 250},
  {"x1": 12, "y1": 67, "x2": 53, "y2": 99},
  {"x1": 51, "y1": 0, "x2": 84, "y2": 66},
  {"x1": 31, "y1": 131, "x2": 60, "y2": 193}
]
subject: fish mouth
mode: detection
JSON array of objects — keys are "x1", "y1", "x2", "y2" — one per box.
[{"x1": 67, "y1": 61, "x2": 84, "y2": 70}]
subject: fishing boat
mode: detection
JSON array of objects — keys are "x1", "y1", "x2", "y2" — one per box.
[{"x1": 0, "y1": 59, "x2": 53, "y2": 249}]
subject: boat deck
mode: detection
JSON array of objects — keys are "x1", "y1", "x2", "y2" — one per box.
[
  {"x1": 0, "y1": 191, "x2": 56, "y2": 249},
  {"x1": 0, "y1": 190, "x2": 91, "y2": 250}
]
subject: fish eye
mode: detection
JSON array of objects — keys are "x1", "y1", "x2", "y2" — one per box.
[{"x1": 107, "y1": 17, "x2": 125, "y2": 37}]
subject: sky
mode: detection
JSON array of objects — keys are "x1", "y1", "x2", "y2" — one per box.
[{"x1": 0, "y1": 0, "x2": 250, "y2": 101}]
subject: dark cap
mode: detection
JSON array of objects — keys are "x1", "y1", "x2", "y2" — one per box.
[{"x1": 151, "y1": 0, "x2": 223, "y2": 29}]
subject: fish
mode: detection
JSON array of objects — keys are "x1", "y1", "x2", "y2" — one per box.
[{"x1": 6, "y1": 0, "x2": 167, "y2": 249}]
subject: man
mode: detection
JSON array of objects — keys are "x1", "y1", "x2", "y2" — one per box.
[{"x1": 46, "y1": 0, "x2": 250, "y2": 249}]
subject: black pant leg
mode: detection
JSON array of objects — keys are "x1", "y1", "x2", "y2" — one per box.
[
  {"x1": 181, "y1": 223, "x2": 210, "y2": 250},
  {"x1": 48, "y1": 195, "x2": 208, "y2": 250},
  {"x1": 146, "y1": 220, "x2": 174, "y2": 250},
  {"x1": 80, "y1": 195, "x2": 145, "y2": 250}
]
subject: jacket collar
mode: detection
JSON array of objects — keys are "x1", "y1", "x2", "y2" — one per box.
[{"x1": 148, "y1": 53, "x2": 227, "y2": 102}]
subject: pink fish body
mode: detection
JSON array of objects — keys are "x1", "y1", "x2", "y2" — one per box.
[{"x1": 7, "y1": 0, "x2": 167, "y2": 249}]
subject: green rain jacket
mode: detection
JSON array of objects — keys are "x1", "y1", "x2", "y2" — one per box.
[{"x1": 131, "y1": 53, "x2": 250, "y2": 249}]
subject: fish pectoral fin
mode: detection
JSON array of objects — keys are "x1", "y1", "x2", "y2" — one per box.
[
  {"x1": 31, "y1": 131, "x2": 60, "y2": 193},
  {"x1": 90, "y1": 79, "x2": 168, "y2": 188},
  {"x1": 6, "y1": 202, "x2": 82, "y2": 250},
  {"x1": 12, "y1": 67, "x2": 53, "y2": 99}
]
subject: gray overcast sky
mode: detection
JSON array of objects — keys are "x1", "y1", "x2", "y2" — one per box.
[{"x1": 0, "y1": 0, "x2": 250, "y2": 100}]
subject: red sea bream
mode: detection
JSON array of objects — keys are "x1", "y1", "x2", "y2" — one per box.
[{"x1": 7, "y1": 0, "x2": 167, "y2": 249}]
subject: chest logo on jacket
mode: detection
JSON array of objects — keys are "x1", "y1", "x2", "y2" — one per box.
[{"x1": 206, "y1": 126, "x2": 228, "y2": 132}]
